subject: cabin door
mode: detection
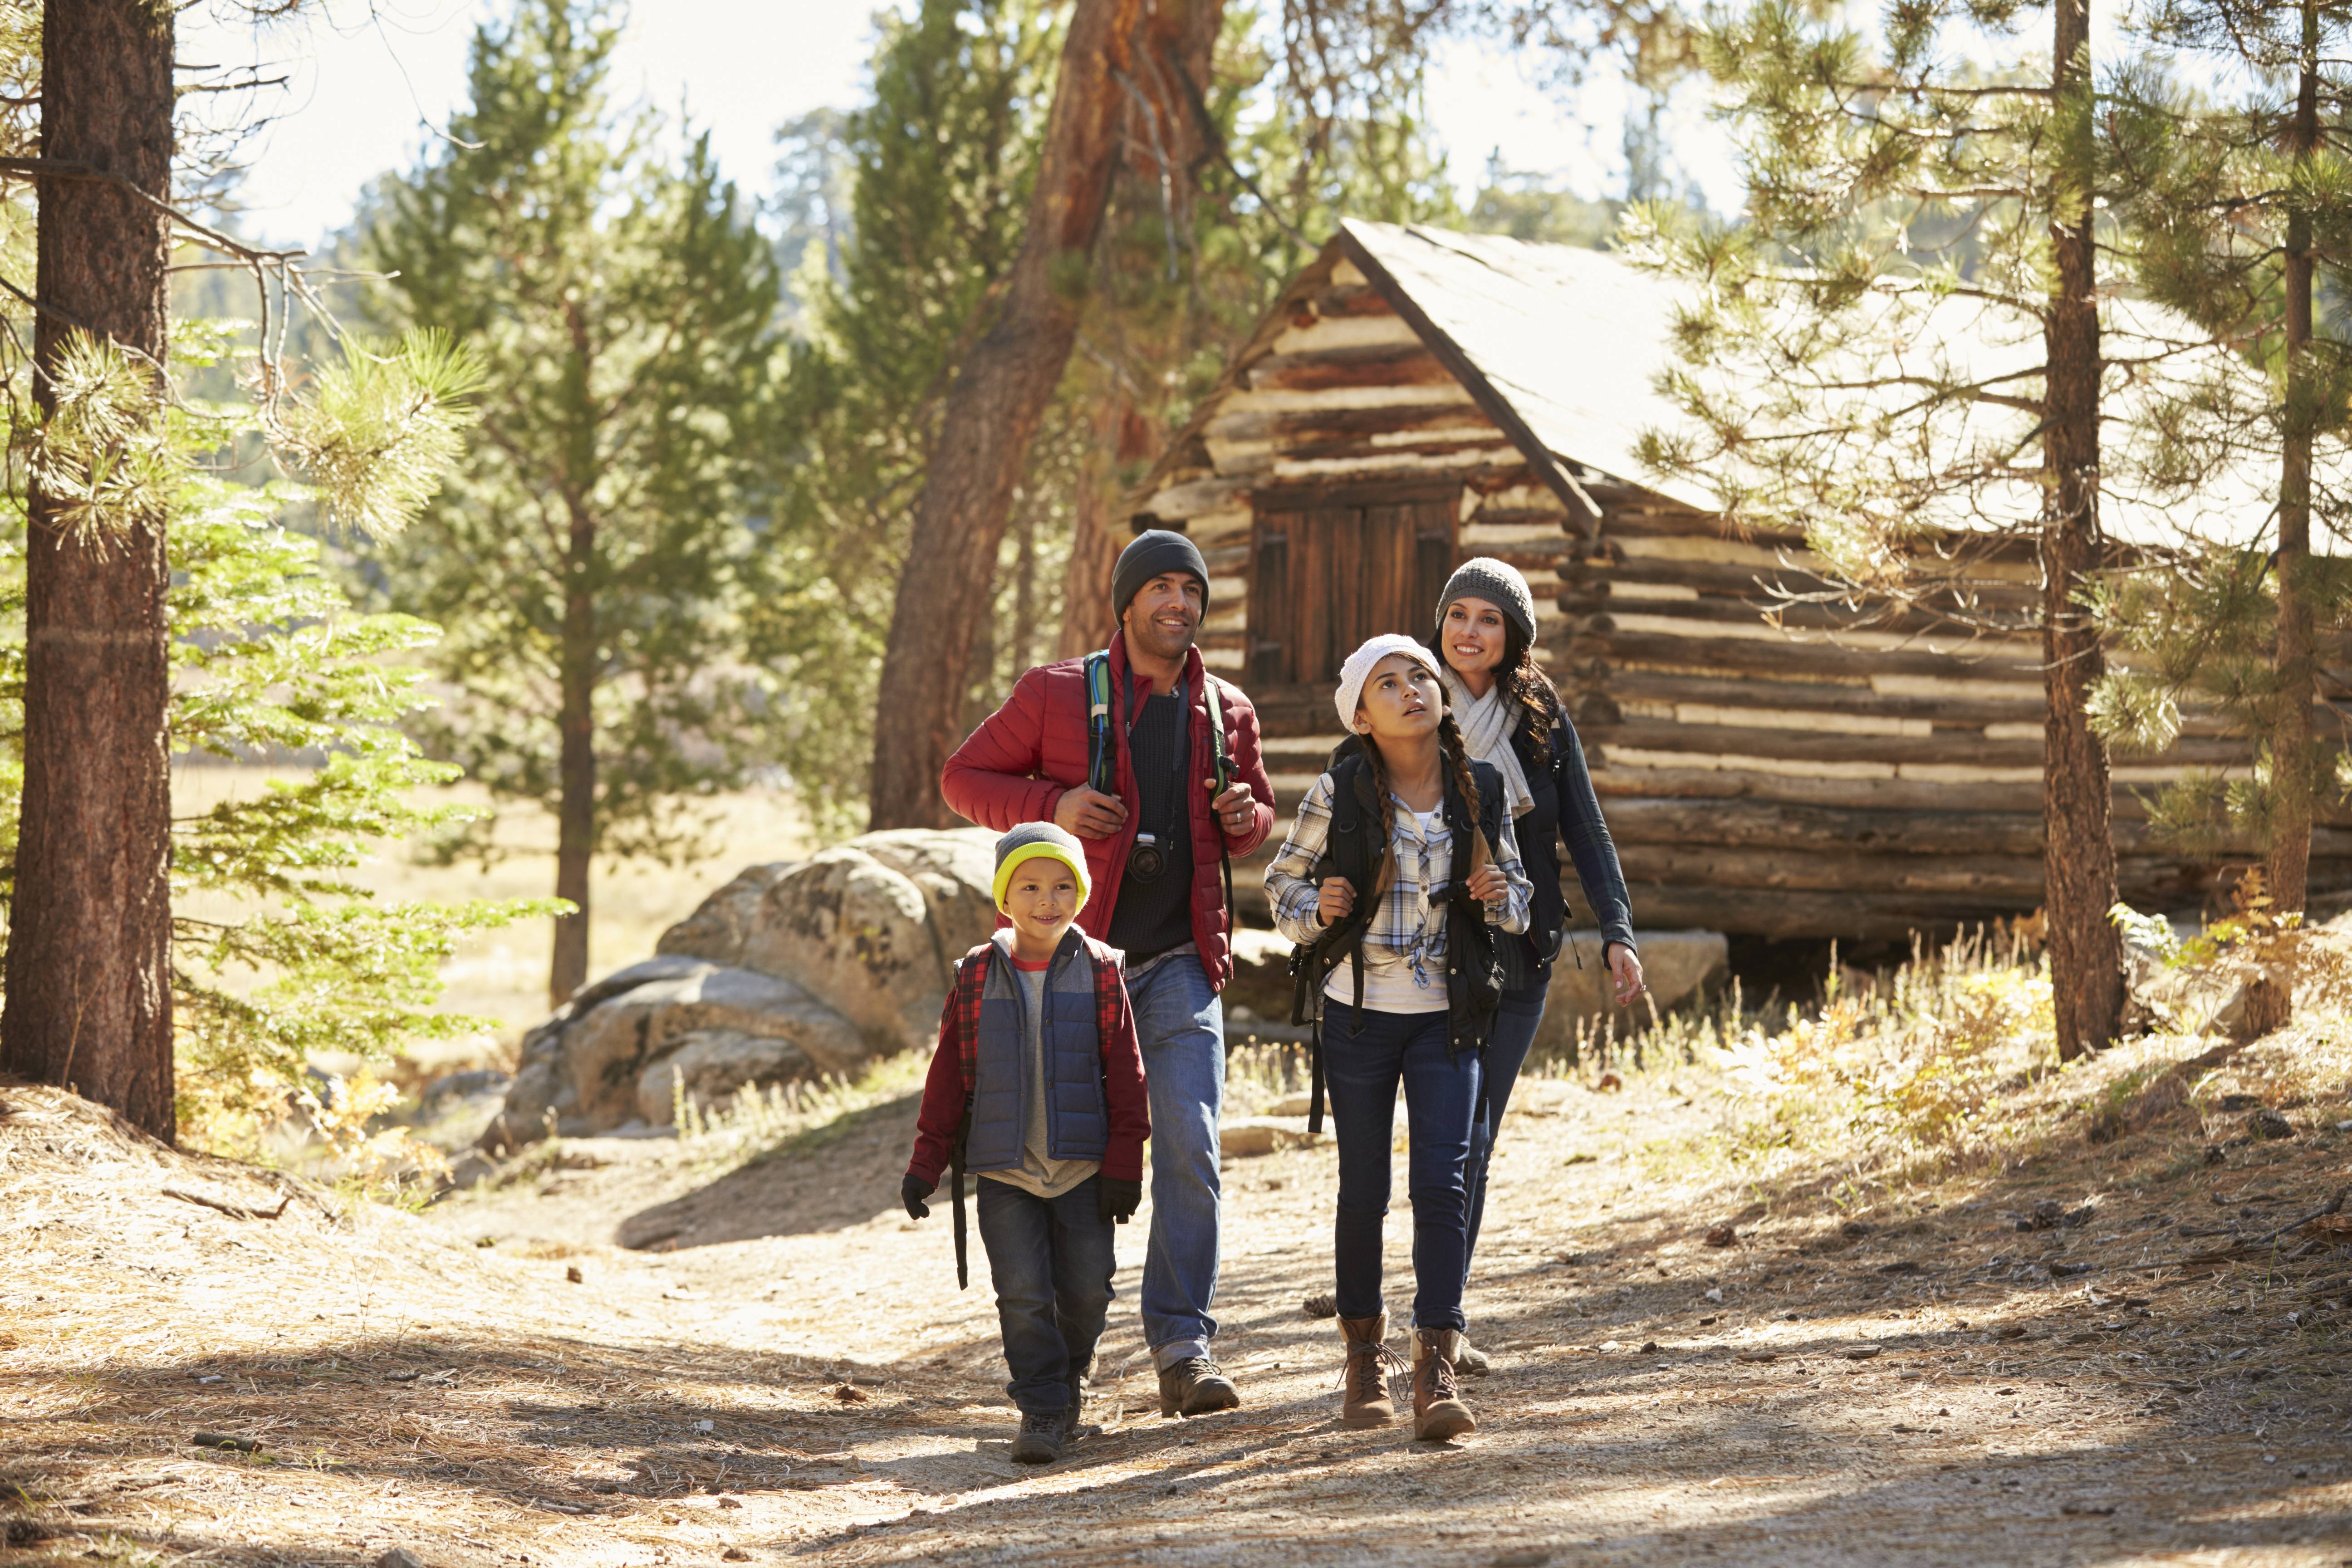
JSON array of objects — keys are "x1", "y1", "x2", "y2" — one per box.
[{"x1": 1248, "y1": 498, "x2": 1459, "y2": 688}]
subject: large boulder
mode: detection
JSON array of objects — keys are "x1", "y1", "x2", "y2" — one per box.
[{"x1": 481, "y1": 828, "x2": 1000, "y2": 1148}]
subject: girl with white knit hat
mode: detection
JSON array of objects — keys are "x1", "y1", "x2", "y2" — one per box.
[
  {"x1": 1263, "y1": 634, "x2": 1532, "y2": 1440},
  {"x1": 1430, "y1": 558, "x2": 1642, "y2": 1377}
]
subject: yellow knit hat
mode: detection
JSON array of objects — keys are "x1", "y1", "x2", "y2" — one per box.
[{"x1": 992, "y1": 822, "x2": 1093, "y2": 910}]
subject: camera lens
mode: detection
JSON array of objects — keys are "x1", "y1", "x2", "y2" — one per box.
[{"x1": 1127, "y1": 833, "x2": 1165, "y2": 884}]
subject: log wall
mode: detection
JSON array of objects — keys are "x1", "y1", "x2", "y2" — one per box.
[{"x1": 1135, "y1": 244, "x2": 2352, "y2": 939}]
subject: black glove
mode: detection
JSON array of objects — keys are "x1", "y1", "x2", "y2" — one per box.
[
  {"x1": 1097, "y1": 1177, "x2": 1142, "y2": 1225},
  {"x1": 901, "y1": 1173, "x2": 935, "y2": 1221}
]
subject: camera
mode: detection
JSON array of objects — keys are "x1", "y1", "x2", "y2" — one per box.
[{"x1": 1127, "y1": 832, "x2": 1167, "y2": 884}]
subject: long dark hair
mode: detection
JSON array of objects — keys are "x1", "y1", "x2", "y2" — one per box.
[{"x1": 1426, "y1": 615, "x2": 1560, "y2": 749}]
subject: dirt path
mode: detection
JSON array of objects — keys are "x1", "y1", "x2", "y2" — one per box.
[{"x1": 5, "y1": 1049, "x2": 2350, "y2": 1568}]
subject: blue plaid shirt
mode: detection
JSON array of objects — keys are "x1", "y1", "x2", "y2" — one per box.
[{"x1": 1266, "y1": 771, "x2": 1532, "y2": 981}]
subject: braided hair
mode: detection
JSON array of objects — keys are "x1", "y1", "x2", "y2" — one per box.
[{"x1": 1436, "y1": 711, "x2": 1485, "y2": 840}]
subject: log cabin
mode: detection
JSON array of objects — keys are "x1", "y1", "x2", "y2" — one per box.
[{"x1": 1130, "y1": 220, "x2": 2352, "y2": 941}]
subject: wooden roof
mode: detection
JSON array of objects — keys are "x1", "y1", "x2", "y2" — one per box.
[{"x1": 1142, "y1": 219, "x2": 2317, "y2": 554}]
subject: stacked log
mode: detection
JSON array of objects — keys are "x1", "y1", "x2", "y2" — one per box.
[{"x1": 1131, "y1": 236, "x2": 2350, "y2": 941}]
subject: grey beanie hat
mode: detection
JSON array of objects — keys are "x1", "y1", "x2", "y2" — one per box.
[
  {"x1": 1113, "y1": 529, "x2": 1210, "y2": 616},
  {"x1": 1435, "y1": 556, "x2": 1538, "y2": 645},
  {"x1": 992, "y1": 820, "x2": 1092, "y2": 907}
]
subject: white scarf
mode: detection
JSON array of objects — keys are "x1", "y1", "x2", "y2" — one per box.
[{"x1": 1442, "y1": 667, "x2": 1535, "y2": 819}]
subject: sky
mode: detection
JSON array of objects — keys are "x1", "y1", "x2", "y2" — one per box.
[{"x1": 178, "y1": 0, "x2": 1745, "y2": 252}]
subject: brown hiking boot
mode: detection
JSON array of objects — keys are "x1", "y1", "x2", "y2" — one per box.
[
  {"x1": 1411, "y1": 1327, "x2": 1477, "y2": 1441},
  {"x1": 1156, "y1": 1355, "x2": 1240, "y2": 1418},
  {"x1": 1338, "y1": 1313, "x2": 1401, "y2": 1428}
]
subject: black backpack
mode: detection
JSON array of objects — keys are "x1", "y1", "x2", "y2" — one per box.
[{"x1": 1285, "y1": 739, "x2": 1509, "y2": 1132}]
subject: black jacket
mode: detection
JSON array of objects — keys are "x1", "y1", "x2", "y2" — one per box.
[{"x1": 1507, "y1": 703, "x2": 1636, "y2": 983}]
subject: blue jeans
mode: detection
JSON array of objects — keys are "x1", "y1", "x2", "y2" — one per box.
[
  {"x1": 1463, "y1": 980, "x2": 1545, "y2": 1284},
  {"x1": 1125, "y1": 953, "x2": 1224, "y2": 1368},
  {"x1": 1321, "y1": 1001, "x2": 1483, "y2": 1332},
  {"x1": 976, "y1": 1175, "x2": 1117, "y2": 1414}
]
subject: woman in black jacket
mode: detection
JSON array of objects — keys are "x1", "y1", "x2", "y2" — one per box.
[{"x1": 1428, "y1": 559, "x2": 1643, "y2": 1375}]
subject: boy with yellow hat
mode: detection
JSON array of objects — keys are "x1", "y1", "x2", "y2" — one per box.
[{"x1": 902, "y1": 822, "x2": 1150, "y2": 1464}]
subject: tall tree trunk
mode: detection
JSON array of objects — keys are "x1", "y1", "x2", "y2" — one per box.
[
  {"x1": 551, "y1": 507, "x2": 597, "y2": 1008},
  {"x1": 0, "y1": 0, "x2": 177, "y2": 1140},
  {"x1": 2244, "y1": 0, "x2": 2322, "y2": 1039},
  {"x1": 866, "y1": 0, "x2": 1224, "y2": 828},
  {"x1": 2041, "y1": 0, "x2": 2122, "y2": 1061},
  {"x1": 1057, "y1": 411, "x2": 1124, "y2": 659}
]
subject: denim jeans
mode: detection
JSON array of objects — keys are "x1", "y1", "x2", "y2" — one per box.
[
  {"x1": 1320, "y1": 1000, "x2": 1483, "y2": 1332},
  {"x1": 1463, "y1": 979, "x2": 1546, "y2": 1284},
  {"x1": 976, "y1": 1175, "x2": 1117, "y2": 1414},
  {"x1": 1124, "y1": 952, "x2": 1224, "y2": 1368}
]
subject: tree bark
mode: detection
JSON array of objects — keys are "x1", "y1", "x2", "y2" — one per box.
[
  {"x1": 2243, "y1": 0, "x2": 2322, "y2": 1039},
  {"x1": 2041, "y1": 0, "x2": 2123, "y2": 1061},
  {"x1": 1057, "y1": 411, "x2": 1124, "y2": 659},
  {"x1": 551, "y1": 502, "x2": 597, "y2": 1009},
  {"x1": 0, "y1": 0, "x2": 177, "y2": 1140},
  {"x1": 866, "y1": 0, "x2": 1225, "y2": 827}
]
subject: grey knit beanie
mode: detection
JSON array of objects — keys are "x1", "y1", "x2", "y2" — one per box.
[
  {"x1": 1435, "y1": 557, "x2": 1538, "y2": 645},
  {"x1": 1113, "y1": 529, "x2": 1210, "y2": 616},
  {"x1": 992, "y1": 821, "x2": 1092, "y2": 908}
]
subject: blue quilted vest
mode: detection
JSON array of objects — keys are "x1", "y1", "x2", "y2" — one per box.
[{"x1": 964, "y1": 930, "x2": 1112, "y2": 1175}]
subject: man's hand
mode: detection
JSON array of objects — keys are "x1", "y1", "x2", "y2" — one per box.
[
  {"x1": 1054, "y1": 785, "x2": 1128, "y2": 840},
  {"x1": 1607, "y1": 943, "x2": 1646, "y2": 1007},
  {"x1": 1097, "y1": 1177, "x2": 1142, "y2": 1225},
  {"x1": 1316, "y1": 877, "x2": 1356, "y2": 927},
  {"x1": 1210, "y1": 781, "x2": 1259, "y2": 839},
  {"x1": 900, "y1": 1173, "x2": 935, "y2": 1221}
]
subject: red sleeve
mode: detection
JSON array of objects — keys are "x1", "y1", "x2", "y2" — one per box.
[
  {"x1": 906, "y1": 1000, "x2": 968, "y2": 1190},
  {"x1": 941, "y1": 666, "x2": 1066, "y2": 831},
  {"x1": 1219, "y1": 682, "x2": 1277, "y2": 856},
  {"x1": 1098, "y1": 969, "x2": 1151, "y2": 1183}
]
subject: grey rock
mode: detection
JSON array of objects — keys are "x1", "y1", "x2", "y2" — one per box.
[
  {"x1": 657, "y1": 862, "x2": 796, "y2": 967},
  {"x1": 480, "y1": 828, "x2": 998, "y2": 1146}
]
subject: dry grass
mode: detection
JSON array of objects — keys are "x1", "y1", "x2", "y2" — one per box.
[{"x1": 172, "y1": 766, "x2": 815, "y2": 1064}]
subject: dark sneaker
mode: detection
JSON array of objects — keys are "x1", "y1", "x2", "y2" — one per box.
[
  {"x1": 1010, "y1": 1409, "x2": 1064, "y2": 1465},
  {"x1": 1156, "y1": 1355, "x2": 1240, "y2": 1418},
  {"x1": 1057, "y1": 1366, "x2": 1087, "y2": 1444}
]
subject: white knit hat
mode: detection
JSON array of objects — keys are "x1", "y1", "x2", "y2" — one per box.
[{"x1": 1334, "y1": 633, "x2": 1447, "y2": 730}]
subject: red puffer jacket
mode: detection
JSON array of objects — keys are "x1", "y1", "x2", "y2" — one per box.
[{"x1": 940, "y1": 634, "x2": 1275, "y2": 992}]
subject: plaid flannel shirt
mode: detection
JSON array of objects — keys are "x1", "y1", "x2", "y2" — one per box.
[{"x1": 1265, "y1": 770, "x2": 1532, "y2": 979}]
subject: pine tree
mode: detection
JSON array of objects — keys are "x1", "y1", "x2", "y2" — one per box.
[
  {"x1": 1631, "y1": 0, "x2": 2149, "y2": 1059},
  {"x1": 358, "y1": 0, "x2": 786, "y2": 1006},
  {"x1": 2087, "y1": 0, "x2": 2352, "y2": 1033},
  {"x1": 0, "y1": 1, "x2": 534, "y2": 1141}
]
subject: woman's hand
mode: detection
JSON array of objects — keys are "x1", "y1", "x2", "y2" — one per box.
[
  {"x1": 1465, "y1": 864, "x2": 1509, "y2": 907},
  {"x1": 1316, "y1": 877, "x2": 1356, "y2": 926},
  {"x1": 1607, "y1": 942, "x2": 1646, "y2": 1006}
]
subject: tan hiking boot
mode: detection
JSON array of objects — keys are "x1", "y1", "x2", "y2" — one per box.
[
  {"x1": 1337, "y1": 1313, "x2": 1402, "y2": 1428},
  {"x1": 1411, "y1": 1326, "x2": 1477, "y2": 1441},
  {"x1": 1453, "y1": 1334, "x2": 1491, "y2": 1376}
]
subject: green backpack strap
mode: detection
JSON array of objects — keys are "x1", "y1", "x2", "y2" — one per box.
[
  {"x1": 1201, "y1": 672, "x2": 1236, "y2": 936},
  {"x1": 1084, "y1": 650, "x2": 1115, "y2": 795}
]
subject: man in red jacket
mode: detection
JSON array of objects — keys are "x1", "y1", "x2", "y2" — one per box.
[{"x1": 942, "y1": 529, "x2": 1276, "y2": 1418}]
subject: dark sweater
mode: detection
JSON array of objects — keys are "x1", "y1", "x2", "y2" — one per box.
[
  {"x1": 1509, "y1": 704, "x2": 1637, "y2": 982},
  {"x1": 1107, "y1": 689, "x2": 1194, "y2": 960}
]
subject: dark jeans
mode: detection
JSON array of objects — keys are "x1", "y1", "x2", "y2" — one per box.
[
  {"x1": 977, "y1": 1175, "x2": 1117, "y2": 1414},
  {"x1": 1321, "y1": 1001, "x2": 1483, "y2": 1332},
  {"x1": 1463, "y1": 979, "x2": 1546, "y2": 1285}
]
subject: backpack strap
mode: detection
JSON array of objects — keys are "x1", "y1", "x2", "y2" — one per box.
[
  {"x1": 1201, "y1": 672, "x2": 1236, "y2": 934},
  {"x1": 949, "y1": 945, "x2": 991, "y2": 1290},
  {"x1": 1084, "y1": 650, "x2": 1115, "y2": 795}
]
